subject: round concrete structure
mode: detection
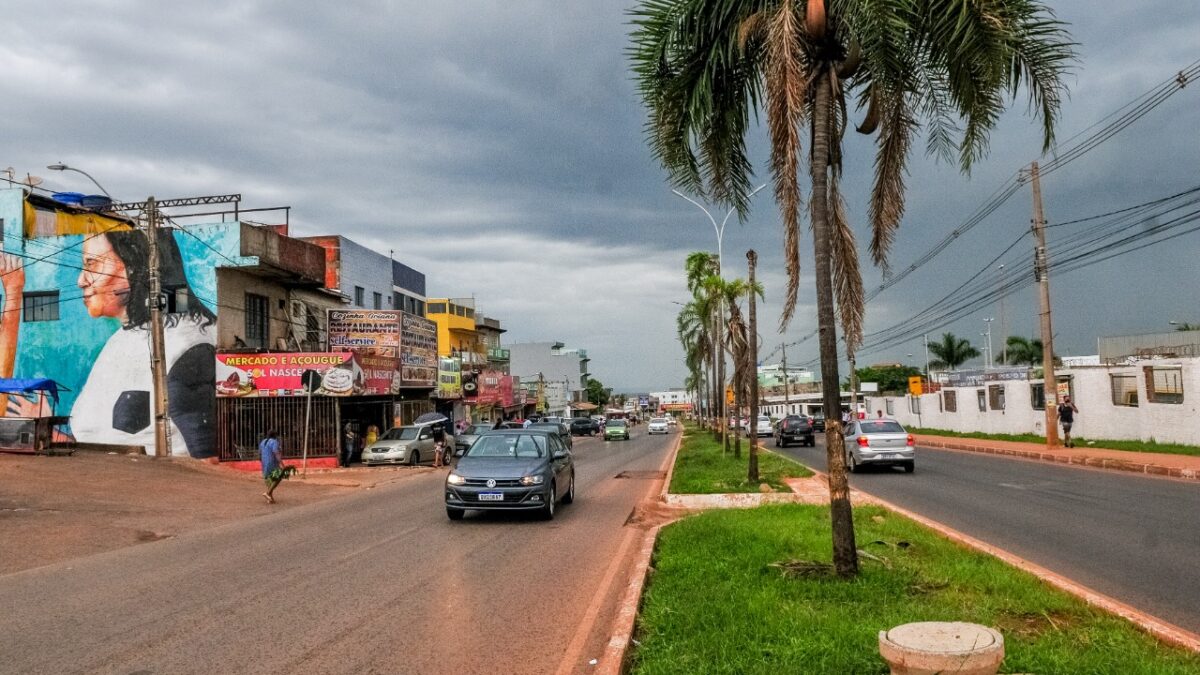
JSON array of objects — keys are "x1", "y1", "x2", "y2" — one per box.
[{"x1": 878, "y1": 621, "x2": 1005, "y2": 675}]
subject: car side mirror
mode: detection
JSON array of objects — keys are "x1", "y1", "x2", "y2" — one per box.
[{"x1": 553, "y1": 450, "x2": 568, "y2": 460}]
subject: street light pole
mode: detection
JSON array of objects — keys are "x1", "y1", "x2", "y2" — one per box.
[
  {"x1": 46, "y1": 163, "x2": 113, "y2": 198},
  {"x1": 983, "y1": 318, "x2": 995, "y2": 368},
  {"x1": 671, "y1": 184, "x2": 767, "y2": 277}
]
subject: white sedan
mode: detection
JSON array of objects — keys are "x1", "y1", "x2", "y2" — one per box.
[
  {"x1": 647, "y1": 417, "x2": 670, "y2": 434},
  {"x1": 753, "y1": 415, "x2": 772, "y2": 437}
]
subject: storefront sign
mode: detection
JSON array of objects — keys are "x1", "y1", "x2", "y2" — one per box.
[
  {"x1": 216, "y1": 352, "x2": 368, "y2": 397},
  {"x1": 358, "y1": 354, "x2": 402, "y2": 395},
  {"x1": 500, "y1": 375, "x2": 515, "y2": 407},
  {"x1": 438, "y1": 357, "x2": 462, "y2": 399},
  {"x1": 476, "y1": 369, "x2": 503, "y2": 405},
  {"x1": 327, "y1": 309, "x2": 402, "y2": 357},
  {"x1": 400, "y1": 313, "x2": 437, "y2": 387}
]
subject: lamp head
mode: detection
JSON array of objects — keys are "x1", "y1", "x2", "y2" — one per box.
[{"x1": 47, "y1": 163, "x2": 69, "y2": 171}]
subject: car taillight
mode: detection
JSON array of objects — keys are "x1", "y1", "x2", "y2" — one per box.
[
  {"x1": 906, "y1": 434, "x2": 915, "y2": 446},
  {"x1": 857, "y1": 436, "x2": 869, "y2": 447}
]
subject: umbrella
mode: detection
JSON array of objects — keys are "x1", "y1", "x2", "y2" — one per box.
[{"x1": 414, "y1": 412, "x2": 449, "y2": 425}]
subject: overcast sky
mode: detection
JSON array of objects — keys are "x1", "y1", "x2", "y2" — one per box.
[{"x1": 3, "y1": 1, "x2": 1198, "y2": 392}]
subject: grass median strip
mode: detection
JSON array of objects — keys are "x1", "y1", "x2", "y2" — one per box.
[
  {"x1": 631, "y1": 504, "x2": 1200, "y2": 674},
  {"x1": 909, "y1": 427, "x2": 1200, "y2": 458},
  {"x1": 669, "y1": 427, "x2": 812, "y2": 494}
]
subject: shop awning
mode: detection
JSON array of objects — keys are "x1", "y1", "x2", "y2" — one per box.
[
  {"x1": 571, "y1": 402, "x2": 598, "y2": 411},
  {"x1": 0, "y1": 378, "x2": 62, "y2": 403}
]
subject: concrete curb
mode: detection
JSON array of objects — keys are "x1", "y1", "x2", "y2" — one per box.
[
  {"x1": 915, "y1": 436, "x2": 1200, "y2": 482},
  {"x1": 597, "y1": 523, "x2": 663, "y2": 675},
  {"x1": 809, "y1": 469, "x2": 1200, "y2": 655}
]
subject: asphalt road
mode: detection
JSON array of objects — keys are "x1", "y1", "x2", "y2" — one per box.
[
  {"x1": 0, "y1": 428, "x2": 675, "y2": 675},
  {"x1": 774, "y1": 438, "x2": 1200, "y2": 633}
]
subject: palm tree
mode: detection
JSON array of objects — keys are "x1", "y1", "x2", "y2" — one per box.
[
  {"x1": 631, "y1": 0, "x2": 1073, "y2": 576},
  {"x1": 1004, "y1": 336, "x2": 1043, "y2": 366},
  {"x1": 684, "y1": 252, "x2": 729, "y2": 444},
  {"x1": 1174, "y1": 322, "x2": 1200, "y2": 332},
  {"x1": 928, "y1": 332, "x2": 982, "y2": 371},
  {"x1": 718, "y1": 276, "x2": 764, "y2": 459}
]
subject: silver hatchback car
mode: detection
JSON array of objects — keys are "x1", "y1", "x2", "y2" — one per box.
[{"x1": 843, "y1": 418, "x2": 915, "y2": 473}]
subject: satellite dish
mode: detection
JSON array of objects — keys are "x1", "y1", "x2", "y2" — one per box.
[{"x1": 22, "y1": 174, "x2": 43, "y2": 187}]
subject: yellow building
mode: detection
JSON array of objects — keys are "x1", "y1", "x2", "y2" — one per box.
[{"x1": 426, "y1": 298, "x2": 487, "y2": 368}]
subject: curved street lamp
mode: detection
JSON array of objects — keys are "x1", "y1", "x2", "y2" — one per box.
[{"x1": 47, "y1": 163, "x2": 112, "y2": 198}]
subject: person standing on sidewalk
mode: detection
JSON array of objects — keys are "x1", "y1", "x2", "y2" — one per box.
[
  {"x1": 341, "y1": 423, "x2": 357, "y2": 468},
  {"x1": 1058, "y1": 396, "x2": 1079, "y2": 447},
  {"x1": 260, "y1": 430, "x2": 283, "y2": 504}
]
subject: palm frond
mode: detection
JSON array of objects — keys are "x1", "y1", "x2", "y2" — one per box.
[{"x1": 828, "y1": 172, "x2": 864, "y2": 353}]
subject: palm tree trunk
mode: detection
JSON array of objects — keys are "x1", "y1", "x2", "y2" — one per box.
[
  {"x1": 716, "y1": 310, "x2": 730, "y2": 452},
  {"x1": 747, "y1": 250, "x2": 760, "y2": 484},
  {"x1": 811, "y1": 70, "x2": 858, "y2": 577},
  {"x1": 733, "y1": 376, "x2": 743, "y2": 459}
]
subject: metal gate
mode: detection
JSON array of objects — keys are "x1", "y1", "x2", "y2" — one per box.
[{"x1": 215, "y1": 396, "x2": 339, "y2": 461}]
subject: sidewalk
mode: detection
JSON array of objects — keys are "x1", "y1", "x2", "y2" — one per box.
[{"x1": 913, "y1": 434, "x2": 1200, "y2": 481}]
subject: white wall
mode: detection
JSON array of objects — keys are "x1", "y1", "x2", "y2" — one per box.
[{"x1": 868, "y1": 358, "x2": 1200, "y2": 446}]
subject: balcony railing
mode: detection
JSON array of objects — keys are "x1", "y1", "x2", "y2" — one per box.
[{"x1": 488, "y1": 347, "x2": 510, "y2": 361}]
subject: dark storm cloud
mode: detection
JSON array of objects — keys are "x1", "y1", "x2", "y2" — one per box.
[{"x1": 3, "y1": 0, "x2": 1198, "y2": 389}]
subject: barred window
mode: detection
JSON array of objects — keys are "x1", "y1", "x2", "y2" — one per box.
[
  {"x1": 22, "y1": 291, "x2": 60, "y2": 322},
  {"x1": 884, "y1": 399, "x2": 895, "y2": 415},
  {"x1": 244, "y1": 293, "x2": 269, "y2": 349},
  {"x1": 988, "y1": 384, "x2": 1005, "y2": 411},
  {"x1": 1144, "y1": 366, "x2": 1183, "y2": 404},
  {"x1": 354, "y1": 286, "x2": 365, "y2": 307},
  {"x1": 1110, "y1": 374, "x2": 1139, "y2": 407},
  {"x1": 372, "y1": 292, "x2": 382, "y2": 310},
  {"x1": 909, "y1": 396, "x2": 921, "y2": 414},
  {"x1": 943, "y1": 390, "x2": 957, "y2": 412},
  {"x1": 977, "y1": 389, "x2": 987, "y2": 412}
]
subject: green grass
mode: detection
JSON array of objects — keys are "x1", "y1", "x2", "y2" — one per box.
[
  {"x1": 909, "y1": 427, "x2": 1200, "y2": 458},
  {"x1": 632, "y1": 504, "x2": 1200, "y2": 674},
  {"x1": 669, "y1": 424, "x2": 812, "y2": 494}
]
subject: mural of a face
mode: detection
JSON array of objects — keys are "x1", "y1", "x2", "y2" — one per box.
[{"x1": 78, "y1": 235, "x2": 131, "y2": 320}]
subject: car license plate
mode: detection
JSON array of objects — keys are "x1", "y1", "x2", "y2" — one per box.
[{"x1": 478, "y1": 493, "x2": 504, "y2": 501}]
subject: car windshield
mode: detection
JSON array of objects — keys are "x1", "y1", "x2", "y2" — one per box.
[
  {"x1": 529, "y1": 423, "x2": 560, "y2": 432},
  {"x1": 381, "y1": 427, "x2": 419, "y2": 441},
  {"x1": 650, "y1": 418, "x2": 667, "y2": 424},
  {"x1": 465, "y1": 434, "x2": 548, "y2": 459},
  {"x1": 606, "y1": 420, "x2": 627, "y2": 428},
  {"x1": 465, "y1": 425, "x2": 492, "y2": 435},
  {"x1": 859, "y1": 420, "x2": 906, "y2": 434}
]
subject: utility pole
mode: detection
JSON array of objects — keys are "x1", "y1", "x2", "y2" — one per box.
[
  {"x1": 746, "y1": 250, "x2": 760, "y2": 483},
  {"x1": 982, "y1": 318, "x2": 994, "y2": 368},
  {"x1": 1030, "y1": 162, "x2": 1059, "y2": 447},
  {"x1": 997, "y1": 264, "x2": 1008, "y2": 364},
  {"x1": 848, "y1": 353, "x2": 858, "y2": 419},
  {"x1": 781, "y1": 343, "x2": 790, "y2": 415},
  {"x1": 145, "y1": 198, "x2": 170, "y2": 457},
  {"x1": 923, "y1": 333, "x2": 931, "y2": 378}
]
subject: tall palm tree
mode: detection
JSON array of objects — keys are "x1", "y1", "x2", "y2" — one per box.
[
  {"x1": 631, "y1": 0, "x2": 1073, "y2": 576},
  {"x1": 719, "y1": 276, "x2": 764, "y2": 459},
  {"x1": 928, "y1": 332, "x2": 982, "y2": 371},
  {"x1": 685, "y1": 252, "x2": 729, "y2": 443},
  {"x1": 1004, "y1": 335, "x2": 1043, "y2": 366}
]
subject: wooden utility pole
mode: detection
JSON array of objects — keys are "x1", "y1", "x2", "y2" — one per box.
[
  {"x1": 145, "y1": 198, "x2": 170, "y2": 457},
  {"x1": 746, "y1": 250, "x2": 760, "y2": 483},
  {"x1": 1030, "y1": 163, "x2": 1059, "y2": 447}
]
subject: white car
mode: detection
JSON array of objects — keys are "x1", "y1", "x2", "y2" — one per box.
[
  {"x1": 753, "y1": 415, "x2": 772, "y2": 437},
  {"x1": 666, "y1": 416, "x2": 678, "y2": 428},
  {"x1": 647, "y1": 417, "x2": 669, "y2": 434}
]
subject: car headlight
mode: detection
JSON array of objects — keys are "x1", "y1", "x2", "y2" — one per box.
[
  {"x1": 520, "y1": 474, "x2": 544, "y2": 486},
  {"x1": 446, "y1": 473, "x2": 466, "y2": 485}
]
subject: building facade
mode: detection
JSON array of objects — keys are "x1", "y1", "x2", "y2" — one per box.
[{"x1": 508, "y1": 341, "x2": 590, "y2": 417}]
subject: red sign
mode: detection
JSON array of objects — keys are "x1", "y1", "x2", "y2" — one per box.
[
  {"x1": 476, "y1": 369, "x2": 503, "y2": 405},
  {"x1": 500, "y1": 375, "x2": 515, "y2": 407},
  {"x1": 215, "y1": 352, "x2": 394, "y2": 397}
]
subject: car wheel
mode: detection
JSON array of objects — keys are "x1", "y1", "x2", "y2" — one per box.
[
  {"x1": 541, "y1": 483, "x2": 557, "y2": 520},
  {"x1": 847, "y1": 451, "x2": 859, "y2": 473},
  {"x1": 562, "y1": 472, "x2": 575, "y2": 504},
  {"x1": 446, "y1": 507, "x2": 464, "y2": 520},
  {"x1": 408, "y1": 450, "x2": 420, "y2": 466},
  {"x1": 903, "y1": 461, "x2": 915, "y2": 474}
]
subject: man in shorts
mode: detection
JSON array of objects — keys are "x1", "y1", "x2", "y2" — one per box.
[
  {"x1": 1057, "y1": 396, "x2": 1079, "y2": 448},
  {"x1": 260, "y1": 430, "x2": 283, "y2": 504}
]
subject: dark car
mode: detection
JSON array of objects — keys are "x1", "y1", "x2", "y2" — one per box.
[
  {"x1": 811, "y1": 414, "x2": 826, "y2": 432},
  {"x1": 774, "y1": 415, "x2": 815, "y2": 447},
  {"x1": 529, "y1": 422, "x2": 572, "y2": 449},
  {"x1": 569, "y1": 417, "x2": 597, "y2": 436},
  {"x1": 445, "y1": 429, "x2": 575, "y2": 520}
]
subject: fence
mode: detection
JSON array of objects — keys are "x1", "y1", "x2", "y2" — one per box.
[{"x1": 215, "y1": 396, "x2": 339, "y2": 461}]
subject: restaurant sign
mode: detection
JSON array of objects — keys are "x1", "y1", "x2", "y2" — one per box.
[
  {"x1": 215, "y1": 352, "x2": 398, "y2": 397},
  {"x1": 327, "y1": 309, "x2": 402, "y2": 356},
  {"x1": 400, "y1": 313, "x2": 438, "y2": 387}
]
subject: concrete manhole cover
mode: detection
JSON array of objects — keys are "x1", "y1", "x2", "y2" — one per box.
[{"x1": 615, "y1": 470, "x2": 666, "y2": 480}]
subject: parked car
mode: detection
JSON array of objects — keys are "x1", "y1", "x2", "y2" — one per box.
[
  {"x1": 495, "y1": 421, "x2": 524, "y2": 430},
  {"x1": 363, "y1": 424, "x2": 455, "y2": 466},
  {"x1": 569, "y1": 417, "x2": 597, "y2": 436},
  {"x1": 445, "y1": 429, "x2": 575, "y2": 520},
  {"x1": 455, "y1": 423, "x2": 495, "y2": 455},
  {"x1": 647, "y1": 417, "x2": 669, "y2": 434},
  {"x1": 529, "y1": 422, "x2": 572, "y2": 449},
  {"x1": 752, "y1": 415, "x2": 772, "y2": 437},
  {"x1": 604, "y1": 418, "x2": 631, "y2": 441},
  {"x1": 843, "y1": 418, "x2": 915, "y2": 473},
  {"x1": 811, "y1": 414, "x2": 826, "y2": 432},
  {"x1": 774, "y1": 415, "x2": 815, "y2": 447}
]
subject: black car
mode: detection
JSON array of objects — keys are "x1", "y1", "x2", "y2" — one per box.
[
  {"x1": 528, "y1": 422, "x2": 573, "y2": 449},
  {"x1": 569, "y1": 417, "x2": 597, "y2": 436},
  {"x1": 774, "y1": 415, "x2": 815, "y2": 447},
  {"x1": 811, "y1": 414, "x2": 826, "y2": 432},
  {"x1": 445, "y1": 429, "x2": 575, "y2": 520}
]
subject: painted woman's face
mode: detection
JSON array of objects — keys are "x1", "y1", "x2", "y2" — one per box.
[{"x1": 78, "y1": 235, "x2": 131, "y2": 319}]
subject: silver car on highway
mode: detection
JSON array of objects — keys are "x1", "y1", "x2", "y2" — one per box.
[
  {"x1": 363, "y1": 424, "x2": 454, "y2": 466},
  {"x1": 843, "y1": 418, "x2": 915, "y2": 473}
]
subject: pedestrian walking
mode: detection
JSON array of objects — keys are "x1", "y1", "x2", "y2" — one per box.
[
  {"x1": 522, "y1": 418, "x2": 532, "y2": 429},
  {"x1": 876, "y1": 410, "x2": 884, "y2": 418},
  {"x1": 260, "y1": 430, "x2": 283, "y2": 504},
  {"x1": 1058, "y1": 395, "x2": 1079, "y2": 447},
  {"x1": 341, "y1": 422, "x2": 357, "y2": 468},
  {"x1": 431, "y1": 423, "x2": 449, "y2": 468}
]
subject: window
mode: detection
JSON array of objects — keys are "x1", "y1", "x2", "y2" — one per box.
[
  {"x1": 416, "y1": 300, "x2": 425, "y2": 316},
  {"x1": 988, "y1": 384, "x2": 1005, "y2": 411},
  {"x1": 428, "y1": 302, "x2": 447, "y2": 314},
  {"x1": 1110, "y1": 374, "x2": 1139, "y2": 407},
  {"x1": 943, "y1": 390, "x2": 957, "y2": 413},
  {"x1": 909, "y1": 396, "x2": 921, "y2": 414},
  {"x1": 22, "y1": 291, "x2": 59, "y2": 322},
  {"x1": 354, "y1": 286, "x2": 365, "y2": 307},
  {"x1": 372, "y1": 292, "x2": 382, "y2": 310},
  {"x1": 884, "y1": 399, "x2": 895, "y2": 415},
  {"x1": 465, "y1": 307, "x2": 475, "y2": 319},
  {"x1": 976, "y1": 389, "x2": 987, "y2": 412},
  {"x1": 1031, "y1": 377, "x2": 1073, "y2": 409},
  {"x1": 244, "y1": 293, "x2": 269, "y2": 349},
  {"x1": 1144, "y1": 366, "x2": 1183, "y2": 404}
]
